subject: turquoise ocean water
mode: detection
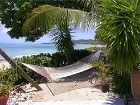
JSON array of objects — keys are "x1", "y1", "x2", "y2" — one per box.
[{"x1": 0, "y1": 43, "x2": 94, "y2": 59}]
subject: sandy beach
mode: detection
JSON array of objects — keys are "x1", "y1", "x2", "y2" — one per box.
[
  {"x1": 0, "y1": 55, "x2": 30, "y2": 70},
  {"x1": 0, "y1": 60, "x2": 11, "y2": 70}
]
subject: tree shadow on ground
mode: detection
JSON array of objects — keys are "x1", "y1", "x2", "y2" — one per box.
[{"x1": 104, "y1": 98, "x2": 125, "y2": 105}]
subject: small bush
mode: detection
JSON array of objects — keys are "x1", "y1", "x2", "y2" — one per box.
[
  {"x1": 72, "y1": 49, "x2": 91, "y2": 63},
  {"x1": 0, "y1": 68, "x2": 17, "y2": 85},
  {"x1": 0, "y1": 84, "x2": 13, "y2": 96},
  {"x1": 1, "y1": 49, "x2": 91, "y2": 85},
  {"x1": 110, "y1": 70, "x2": 132, "y2": 98},
  {"x1": 92, "y1": 60, "x2": 111, "y2": 85},
  {"x1": 0, "y1": 68, "x2": 16, "y2": 96},
  {"x1": 86, "y1": 47, "x2": 104, "y2": 51},
  {"x1": 17, "y1": 53, "x2": 51, "y2": 66}
]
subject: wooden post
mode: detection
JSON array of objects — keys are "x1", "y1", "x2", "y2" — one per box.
[{"x1": 0, "y1": 48, "x2": 42, "y2": 91}]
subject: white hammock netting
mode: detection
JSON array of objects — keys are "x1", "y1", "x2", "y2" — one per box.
[{"x1": 22, "y1": 51, "x2": 102, "y2": 81}]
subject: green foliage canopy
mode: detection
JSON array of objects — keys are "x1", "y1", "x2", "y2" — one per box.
[
  {"x1": 22, "y1": 5, "x2": 87, "y2": 34},
  {"x1": 21, "y1": 4, "x2": 88, "y2": 64},
  {"x1": 96, "y1": 0, "x2": 140, "y2": 74},
  {"x1": 0, "y1": 0, "x2": 92, "y2": 41}
]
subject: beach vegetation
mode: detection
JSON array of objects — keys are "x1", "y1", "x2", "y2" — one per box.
[
  {"x1": 111, "y1": 70, "x2": 132, "y2": 99},
  {"x1": 92, "y1": 60, "x2": 110, "y2": 85},
  {"x1": 18, "y1": 49, "x2": 90, "y2": 67},
  {"x1": 0, "y1": 68, "x2": 16, "y2": 96},
  {"x1": 50, "y1": 25, "x2": 74, "y2": 65},
  {"x1": 2, "y1": 49, "x2": 91, "y2": 84},
  {"x1": 81, "y1": 0, "x2": 140, "y2": 99},
  {"x1": 95, "y1": 0, "x2": 140, "y2": 99},
  {"x1": 92, "y1": 60, "x2": 111, "y2": 92},
  {"x1": 22, "y1": 5, "x2": 89, "y2": 64},
  {"x1": 86, "y1": 46, "x2": 106, "y2": 52}
]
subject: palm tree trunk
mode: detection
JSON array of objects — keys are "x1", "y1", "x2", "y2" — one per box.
[
  {"x1": 64, "y1": 34, "x2": 74, "y2": 65},
  {"x1": 63, "y1": 10, "x2": 74, "y2": 64}
]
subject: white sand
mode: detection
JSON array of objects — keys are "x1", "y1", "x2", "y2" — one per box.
[
  {"x1": 0, "y1": 60, "x2": 11, "y2": 70},
  {"x1": 0, "y1": 54, "x2": 36, "y2": 70}
]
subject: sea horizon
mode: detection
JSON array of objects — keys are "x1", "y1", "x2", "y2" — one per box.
[{"x1": 0, "y1": 43, "x2": 103, "y2": 60}]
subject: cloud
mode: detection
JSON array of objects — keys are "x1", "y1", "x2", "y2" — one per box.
[
  {"x1": 2, "y1": 28, "x2": 10, "y2": 33},
  {"x1": 0, "y1": 24, "x2": 10, "y2": 34}
]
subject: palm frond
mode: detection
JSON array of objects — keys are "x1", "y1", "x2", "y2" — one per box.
[
  {"x1": 97, "y1": 0, "x2": 140, "y2": 74},
  {"x1": 50, "y1": 27, "x2": 74, "y2": 53},
  {"x1": 78, "y1": 0, "x2": 99, "y2": 9},
  {"x1": 50, "y1": 24, "x2": 74, "y2": 64},
  {"x1": 22, "y1": 5, "x2": 87, "y2": 34},
  {"x1": 78, "y1": 0, "x2": 102, "y2": 21}
]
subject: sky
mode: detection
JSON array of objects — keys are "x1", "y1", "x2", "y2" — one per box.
[{"x1": 0, "y1": 23, "x2": 95, "y2": 43}]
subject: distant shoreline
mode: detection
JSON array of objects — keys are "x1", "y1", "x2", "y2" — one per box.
[
  {"x1": 41, "y1": 43, "x2": 94, "y2": 45},
  {"x1": 0, "y1": 44, "x2": 104, "y2": 60}
]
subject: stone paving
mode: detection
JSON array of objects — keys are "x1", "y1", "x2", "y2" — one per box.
[{"x1": 6, "y1": 83, "x2": 128, "y2": 105}]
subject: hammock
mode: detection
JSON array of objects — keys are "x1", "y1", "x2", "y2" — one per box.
[{"x1": 22, "y1": 51, "x2": 102, "y2": 82}]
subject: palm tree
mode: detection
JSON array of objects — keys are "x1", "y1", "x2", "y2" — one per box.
[
  {"x1": 22, "y1": 5, "x2": 87, "y2": 64},
  {"x1": 50, "y1": 19, "x2": 74, "y2": 64},
  {"x1": 81, "y1": 0, "x2": 140, "y2": 99},
  {"x1": 96, "y1": 0, "x2": 140, "y2": 74},
  {"x1": 95, "y1": 0, "x2": 140, "y2": 99}
]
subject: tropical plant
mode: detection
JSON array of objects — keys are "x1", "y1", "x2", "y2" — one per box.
[
  {"x1": 95, "y1": 0, "x2": 140, "y2": 99},
  {"x1": 111, "y1": 70, "x2": 132, "y2": 99},
  {"x1": 0, "y1": 68, "x2": 16, "y2": 96},
  {"x1": 50, "y1": 19, "x2": 74, "y2": 64},
  {"x1": 22, "y1": 5, "x2": 88, "y2": 64},
  {"x1": 96, "y1": 0, "x2": 140, "y2": 74},
  {"x1": 86, "y1": 46, "x2": 104, "y2": 52},
  {"x1": 0, "y1": 0, "x2": 90, "y2": 41},
  {"x1": 22, "y1": 5, "x2": 87, "y2": 33},
  {"x1": 0, "y1": 84, "x2": 13, "y2": 96},
  {"x1": 92, "y1": 60, "x2": 110, "y2": 85}
]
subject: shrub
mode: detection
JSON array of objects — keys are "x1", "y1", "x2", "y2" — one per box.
[
  {"x1": 3, "y1": 49, "x2": 91, "y2": 85},
  {"x1": 92, "y1": 60, "x2": 111, "y2": 85},
  {"x1": 17, "y1": 53, "x2": 51, "y2": 66},
  {"x1": 50, "y1": 50, "x2": 91, "y2": 67},
  {"x1": 0, "y1": 68, "x2": 16, "y2": 96},
  {"x1": 0, "y1": 84, "x2": 13, "y2": 96},
  {"x1": 50, "y1": 52, "x2": 67, "y2": 67},
  {"x1": 86, "y1": 47, "x2": 104, "y2": 52},
  {"x1": 111, "y1": 70, "x2": 132, "y2": 98},
  {"x1": 72, "y1": 49, "x2": 91, "y2": 63},
  {"x1": 0, "y1": 68, "x2": 17, "y2": 85}
]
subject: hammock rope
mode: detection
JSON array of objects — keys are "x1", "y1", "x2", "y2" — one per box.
[{"x1": 22, "y1": 51, "x2": 102, "y2": 82}]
